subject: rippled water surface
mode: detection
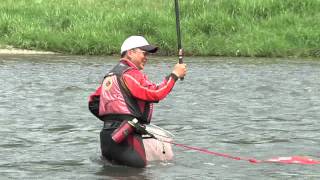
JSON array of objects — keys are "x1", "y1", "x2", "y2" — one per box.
[{"x1": 0, "y1": 54, "x2": 319, "y2": 179}]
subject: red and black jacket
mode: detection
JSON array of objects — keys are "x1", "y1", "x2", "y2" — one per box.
[{"x1": 89, "y1": 59, "x2": 178, "y2": 124}]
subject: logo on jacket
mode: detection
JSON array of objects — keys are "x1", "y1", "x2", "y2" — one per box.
[{"x1": 104, "y1": 76, "x2": 113, "y2": 91}]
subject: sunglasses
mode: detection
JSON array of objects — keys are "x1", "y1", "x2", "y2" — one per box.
[{"x1": 133, "y1": 49, "x2": 149, "y2": 56}]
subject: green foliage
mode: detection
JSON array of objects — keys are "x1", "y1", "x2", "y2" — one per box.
[{"x1": 0, "y1": 0, "x2": 319, "y2": 57}]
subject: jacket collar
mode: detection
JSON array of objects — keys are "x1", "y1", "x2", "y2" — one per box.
[{"x1": 120, "y1": 58, "x2": 139, "y2": 70}]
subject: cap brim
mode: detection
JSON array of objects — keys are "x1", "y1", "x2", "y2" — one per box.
[{"x1": 139, "y1": 45, "x2": 158, "y2": 53}]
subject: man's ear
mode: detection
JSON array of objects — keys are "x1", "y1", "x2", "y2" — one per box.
[
  {"x1": 127, "y1": 50, "x2": 136, "y2": 60},
  {"x1": 125, "y1": 50, "x2": 131, "y2": 58}
]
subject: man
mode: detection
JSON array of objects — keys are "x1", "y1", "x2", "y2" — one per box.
[{"x1": 89, "y1": 35, "x2": 187, "y2": 168}]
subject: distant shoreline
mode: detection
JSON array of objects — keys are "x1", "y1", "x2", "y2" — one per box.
[
  {"x1": 0, "y1": 46, "x2": 57, "y2": 55},
  {"x1": 1, "y1": 0, "x2": 319, "y2": 57}
]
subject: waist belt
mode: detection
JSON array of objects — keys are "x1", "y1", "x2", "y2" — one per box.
[
  {"x1": 103, "y1": 121, "x2": 122, "y2": 129},
  {"x1": 100, "y1": 114, "x2": 135, "y2": 122}
]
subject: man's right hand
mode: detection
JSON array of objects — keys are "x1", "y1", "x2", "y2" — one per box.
[{"x1": 172, "y1": 63, "x2": 187, "y2": 78}]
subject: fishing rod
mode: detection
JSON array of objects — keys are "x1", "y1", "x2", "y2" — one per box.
[{"x1": 174, "y1": 0, "x2": 184, "y2": 80}]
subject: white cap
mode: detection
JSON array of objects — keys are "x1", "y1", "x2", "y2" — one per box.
[{"x1": 120, "y1": 36, "x2": 158, "y2": 54}]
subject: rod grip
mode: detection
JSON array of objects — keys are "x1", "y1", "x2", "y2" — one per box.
[
  {"x1": 178, "y1": 48, "x2": 183, "y2": 64},
  {"x1": 178, "y1": 48, "x2": 184, "y2": 81}
]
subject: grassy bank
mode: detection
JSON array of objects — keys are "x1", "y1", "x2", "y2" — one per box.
[{"x1": 0, "y1": 0, "x2": 319, "y2": 57}]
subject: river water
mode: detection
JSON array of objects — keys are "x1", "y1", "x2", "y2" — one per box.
[{"x1": 0, "y1": 54, "x2": 319, "y2": 179}]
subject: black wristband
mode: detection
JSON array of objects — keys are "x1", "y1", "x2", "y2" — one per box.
[{"x1": 169, "y1": 73, "x2": 179, "y2": 81}]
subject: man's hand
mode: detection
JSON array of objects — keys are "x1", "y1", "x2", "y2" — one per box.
[{"x1": 172, "y1": 63, "x2": 187, "y2": 78}]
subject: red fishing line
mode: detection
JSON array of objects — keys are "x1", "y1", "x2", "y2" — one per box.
[{"x1": 161, "y1": 140, "x2": 320, "y2": 165}]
